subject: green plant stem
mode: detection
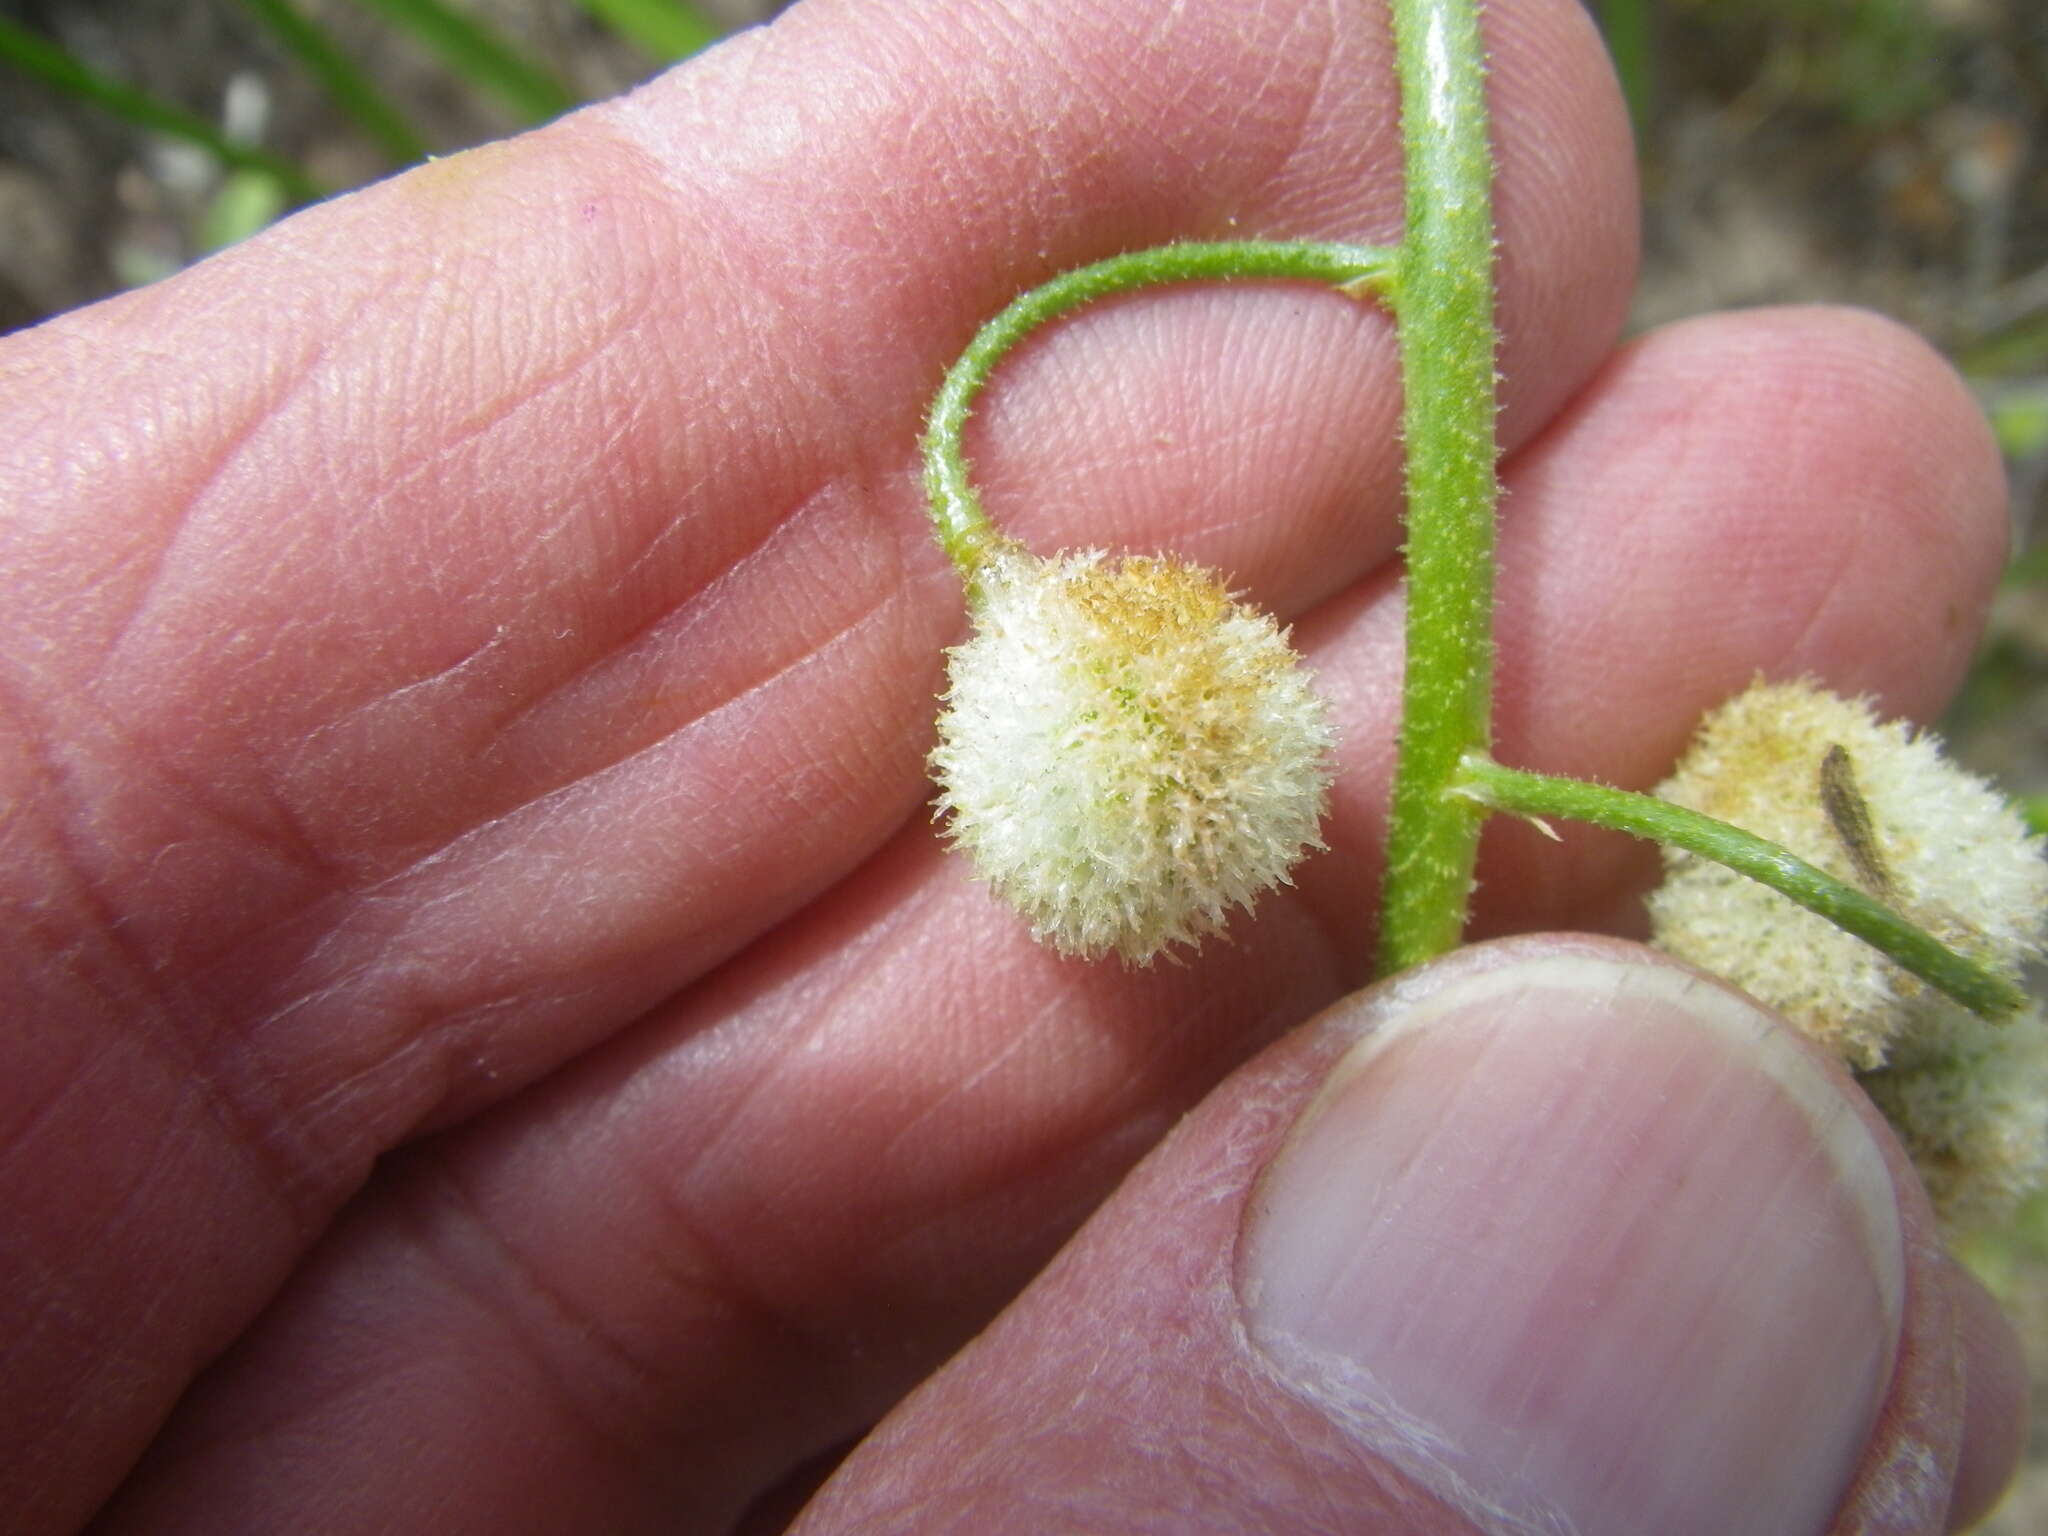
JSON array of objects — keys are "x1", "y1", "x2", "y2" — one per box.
[
  {"x1": 570, "y1": 0, "x2": 723, "y2": 63},
  {"x1": 1374, "y1": 0, "x2": 1502, "y2": 976},
  {"x1": 1594, "y1": 0, "x2": 1653, "y2": 144},
  {"x1": 1455, "y1": 754, "x2": 2029, "y2": 1022},
  {"x1": 921, "y1": 240, "x2": 1396, "y2": 581}
]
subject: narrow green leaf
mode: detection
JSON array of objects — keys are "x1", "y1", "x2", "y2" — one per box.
[
  {"x1": 0, "y1": 16, "x2": 322, "y2": 203},
  {"x1": 1593, "y1": 0, "x2": 1653, "y2": 143},
  {"x1": 348, "y1": 0, "x2": 578, "y2": 124},
  {"x1": 570, "y1": 0, "x2": 723, "y2": 64},
  {"x1": 235, "y1": 0, "x2": 431, "y2": 166}
]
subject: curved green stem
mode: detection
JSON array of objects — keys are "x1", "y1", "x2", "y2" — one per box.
[
  {"x1": 1374, "y1": 0, "x2": 1502, "y2": 975},
  {"x1": 1454, "y1": 755, "x2": 2029, "y2": 1022},
  {"x1": 921, "y1": 240, "x2": 1396, "y2": 579}
]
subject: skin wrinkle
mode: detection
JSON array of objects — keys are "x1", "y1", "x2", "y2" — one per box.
[
  {"x1": 146, "y1": 198, "x2": 761, "y2": 782},
  {"x1": 233, "y1": 582, "x2": 932, "y2": 1152},
  {"x1": 310, "y1": 623, "x2": 519, "y2": 761},
  {"x1": 65, "y1": 273, "x2": 404, "y2": 681},
  {"x1": 529, "y1": 475, "x2": 880, "y2": 769},
  {"x1": 1256, "y1": 0, "x2": 1343, "y2": 200},
  {"x1": 967, "y1": 287, "x2": 1400, "y2": 618},
  {"x1": 615, "y1": 1111, "x2": 893, "y2": 1496},
  {"x1": 0, "y1": 688, "x2": 164, "y2": 995},
  {"x1": 1773, "y1": 503, "x2": 1873, "y2": 699},
  {"x1": 866, "y1": 1008, "x2": 1061, "y2": 1180},
  {"x1": 653, "y1": 874, "x2": 1157, "y2": 1339},
  {"x1": 379, "y1": 169, "x2": 936, "y2": 771},
  {"x1": 182, "y1": 482, "x2": 928, "y2": 1087},
  {"x1": 0, "y1": 1032, "x2": 100, "y2": 1202},
  {"x1": 483, "y1": 466, "x2": 908, "y2": 768},
  {"x1": 4, "y1": 1070, "x2": 311, "y2": 1403},
  {"x1": 340, "y1": 279, "x2": 661, "y2": 543},
  {"x1": 682, "y1": 952, "x2": 900, "y2": 1189},
  {"x1": 83, "y1": 528, "x2": 688, "y2": 921},
  {"x1": 12, "y1": 1087, "x2": 291, "y2": 1446},
  {"x1": 0, "y1": 710, "x2": 354, "y2": 1240},
  {"x1": 401, "y1": 1153, "x2": 689, "y2": 1463},
  {"x1": 612, "y1": 24, "x2": 984, "y2": 411}
]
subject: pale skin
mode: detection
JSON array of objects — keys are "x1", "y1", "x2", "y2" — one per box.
[{"x1": 0, "y1": 0, "x2": 2028, "y2": 1531}]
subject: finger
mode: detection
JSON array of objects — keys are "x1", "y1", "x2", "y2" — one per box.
[
  {"x1": 2, "y1": 0, "x2": 1636, "y2": 1524},
  {"x1": 795, "y1": 936, "x2": 1987, "y2": 1536},
  {"x1": 92, "y1": 313, "x2": 2006, "y2": 1528}
]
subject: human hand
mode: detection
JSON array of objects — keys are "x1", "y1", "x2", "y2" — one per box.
[{"x1": 0, "y1": 0, "x2": 2022, "y2": 1531}]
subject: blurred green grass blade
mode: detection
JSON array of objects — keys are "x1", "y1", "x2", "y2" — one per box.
[
  {"x1": 1594, "y1": 0, "x2": 1652, "y2": 144},
  {"x1": 570, "y1": 0, "x2": 722, "y2": 63},
  {"x1": 350, "y1": 0, "x2": 577, "y2": 124},
  {"x1": 236, "y1": 0, "x2": 430, "y2": 166},
  {"x1": 2005, "y1": 544, "x2": 2048, "y2": 589},
  {"x1": 0, "y1": 16, "x2": 323, "y2": 203}
]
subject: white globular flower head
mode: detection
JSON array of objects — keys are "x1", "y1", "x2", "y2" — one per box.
[
  {"x1": 1861, "y1": 1003, "x2": 2048, "y2": 1227},
  {"x1": 1648, "y1": 677, "x2": 2048, "y2": 1221},
  {"x1": 930, "y1": 543, "x2": 1334, "y2": 964}
]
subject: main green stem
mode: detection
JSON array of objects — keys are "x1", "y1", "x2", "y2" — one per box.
[{"x1": 1375, "y1": 0, "x2": 1501, "y2": 975}]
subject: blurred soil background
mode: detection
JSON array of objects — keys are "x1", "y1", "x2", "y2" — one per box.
[{"x1": 4, "y1": 0, "x2": 2048, "y2": 1527}]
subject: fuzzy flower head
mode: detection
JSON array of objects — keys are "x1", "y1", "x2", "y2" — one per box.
[
  {"x1": 930, "y1": 544, "x2": 1333, "y2": 963},
  {"x1": 1648, "y1": 678, "x2": 2048, "y2": 1220}
]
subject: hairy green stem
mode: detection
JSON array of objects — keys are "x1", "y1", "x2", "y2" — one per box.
[
  {"x1": 1455, "y1": 755, "x2": 2029, "y2": 1022},
  {"x1": 922, "y1": 240, "x2": 1396, "y2": 579},
  {"x1": 1374, "y1": 0, "x2": 1502, "y2": 975}
]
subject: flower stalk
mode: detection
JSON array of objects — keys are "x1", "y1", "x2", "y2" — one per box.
[
  {"x1": 1453, "y1": 752, "x2": 2029, "y2": 1023},
  {"x1": 922, "y1": 240, "x2": 1395, "y2": 581}
]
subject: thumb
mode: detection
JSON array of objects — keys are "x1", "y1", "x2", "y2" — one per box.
[{"x1": 791, "y1": 935, "x2": 2020, "y2": 1535}]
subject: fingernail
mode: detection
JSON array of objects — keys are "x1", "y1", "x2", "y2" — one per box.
[{"x1": 1239, "y1": 942, "x2": 1903, "y2": 1536}]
